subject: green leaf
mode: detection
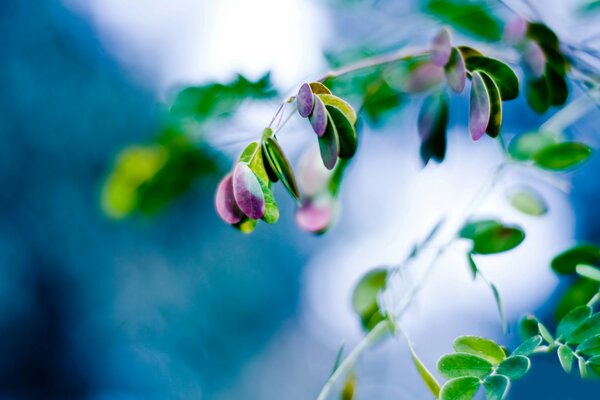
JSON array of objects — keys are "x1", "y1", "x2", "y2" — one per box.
[
  {"x1": 545, "y1": 64, "x2": 568, "y2": 106},
  {"x1": 262, "y1": 137, "x2": 301, "y2": 201},
  {"x1": 533, "y1": 142, "x2": 592, "y2": 171},
  {"x1": 489, "y1": 283, "x2": 507, "y2": 334},
  {"x1": 507, "y1": 187, "x2": 548, "y2": 216},
  {"x1": 418, "y1": 92, "x2": 449, "y2": 165},
  {"x1": 479, "y1": 71, "x2": 502, "y2": 138},
  {"x1": 577, "y1": 334, "x2": 600, "y2": 356},
  {"x1": 578, "y1": 356, "x2": 589, "y2": 379},
  {"x1": 555, "y1": 278, "x2": 600, "y2": 320},
  {"x1": 459, "y1": 220, "x2": 500, "y2": 240},
  {"x1": 240, "y1": 141, "x2": 270, "y2": 186},
  {"x1": 318, "y1": 94, "x2": 357, "y2": 125},
  {"x1": 256, "y1": 176, "x2": 279, "y2": 224},
  {"x1": 538, "y1": 322, "x2": 555, "y2": 344},
  {"x1": 233, "y1": 217, "x2": 258, "y2": 234},
  {"x1": 425, "y1": 0, "x2": 503, "y2": 41},
  {"x1": 525, "y1": 77, "x2": 550, "y2": 113},
  {"x1": 465, "y1": 56, "x2": 520, "y2": 100},
  {"x1": 318, "y1": 113, "x2": 340, "y2": 170},
  {"x1": 437, "y1": 353, "x2": 493, "y2": 378},
  {"x1": 512, "y1": 335, "x2": 543, "y2": 356},
  {"x1": 439, "y1": 376, "x2": 481, "y2": 400},
  {"x1": 526, "y1": 23, "x2": 559, "y2": 50},
  {"x1": 352, "y1": 269, "x2": 388, "y2": 331},
  {"x1": 483, "y1": 375, "x2": 509, "y2": 400},
  {"x1": 587, "y1": 355, "x2": 600, "y2": 376},
  {"x1": 471, "y1": 224, "x2": 525, "y2": 255},
  {"x1": 508, "y1": 131, "x2": 557, "y2": 161},
  {"x1": 409, "y1": 342, "x2": 441, "y2": 398},
  {"x1": 453, "y1": 336, "x2": 506, "y2": 365},
  {"x1": 341, "y1": 372, "x2": 356, "y2": 400},
  {"x1": 557, "y1": 345, "x2": 575, "y2": 373},
  {"x1": 467, "y1": 252, "x2": 478, "y2": 279},
  {"x1": 326, "y1": 105, "x2": 358, "y2": 159},
  {"x1": 496, "y1": 355, "x2": 530, "y2": 380},
  {"x1": 557, "y1": 305, "x2": 592, "y2": 340},
  {"x1": 576, "y1": 264, "x2": 600, "y2": 282},
  {"x1": 330, "y1": 344, "x2": 345, "y2": 375},
  {"x1": 566, "y1": 313, "x2": 600, "y2": 345},
  {"x1": 551, "y1": 244, "x2": 600, "y2": 275},
  {"x1": 519, "y1": 315, "x2": 540, "y2": 340}
]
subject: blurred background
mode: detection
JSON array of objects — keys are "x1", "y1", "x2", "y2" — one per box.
[{"x1": 1, "y1": 0, "x2": 599, "y2": 398}]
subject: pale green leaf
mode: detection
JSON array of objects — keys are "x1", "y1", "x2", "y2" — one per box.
[
  {"x1": 453, "y1": 336, "x2": 506, "y2": 365},
  {"x1": 495, "y1": 355, "x2": 530, "y2": 380},
  {"x1": 439, "y1": 376, "x2": 481, "y2": 400},
  {"x1": 437, "y1": 353, "x2": 493, "y2": 379}
]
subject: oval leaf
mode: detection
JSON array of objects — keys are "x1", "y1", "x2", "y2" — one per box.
[
  {"x1": 483, "y1": 375, "x2": 509, "y2": 400},
  {"x1": 297, "y1": 83, "x2": 314, "y2": 118},
  {"x1": 352, "y1": 268, "x2": 388, "y2": 331},
  {"x1": 526, "y1": 77, "x2": 550, "y2": 113},
  {"x1": 577, "y1": 264, "x2": 600, "y2": 282},
  {"x1": 310, "y1": 95, "x2": 328, "y2": 136},
  {"x1": 318, "y1": 114, "x2": 340, "y2": 170},
  {"x1": 263, "y1": 137, "x2": 301, "y2": 201},
  {"x1": 508, "y1": 131, "x2": 557, "y2": 161},
  {"x1": 432, "y1": 27, "x2": 452, "y2": 67},
  {"x1": 465, "y1": 56, "x2": 520, "y2": 100},
  {"x1": 512, "y1": 335, "x2": 543, "y2": 356},
  {"x1": 215, "y1": 173, "x2": 244, "y2": 224},
  {"x1": 496, "y1": 355, "x2": 530, "y2": 380},
  {"x1": 418, "y1": 92, "x2": 449, "y2": 164},
  {"x1": 232, "y1": 163, "x2": 265, "y2": 219},
  {"x1": 318, "y1": 94, "x2": 357, "y2": 125},
  {"x1": 558, "y1": 344, "x2": 574, "y2": 373},
  {"x1": 546, "y1": 64, "x2": 568, "y2": 106},
  {"x1": 577, "y1": 334, "x2": 600, "y2": 357},
  {"x1": 445, "y1": 47, "x2": 466, "y2": 93},
  {"x1": 551, "y1": 244, "x2": 600, "y2": 275},
  {"x1": 439, "y1": 376, "x2": 481, "y2": 400},
  {"x1": 309, "y1": 82, "x2": 332, "y2": 95},
  {"x1": 469, "y1": 71, "x2": 491, "y2": 141},
  {"x1": 567, "y1": 313, "x2": 600, "y2": 345},
  {"x1": 557, "y1": 305, "x2": 592, "y2": 340},
  {"x1": 295, "y1": 195, "x2": 336, "y2": 234},
  {"x1": 471, "y1": 224, "x2": 525, "y2": 255},
  {"x1": 256, "y1": 176, "x2": 279, "y2": 224},
  {"x1": 479, "y1": 71, "x2": 502, "y2": 138},
  {"x1": 326, "y1": 105, "x2": 358, "y2": 159},
  {"x1": 453, "y1": 336, "x2": 506, "y2": 365},
  {"x1": 533, "y1": 142, "x2": 592, "y2": 171},
  {"x1": 437, "y1": 353, "x2": 493, "y2": 379},
  {"x1": 508, "y1": 187, "x2": 548, "y2": 216}
]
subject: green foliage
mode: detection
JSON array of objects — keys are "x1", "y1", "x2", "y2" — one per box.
[
  {"x1": 418, "y1": 92, "x2": 449, "y2": 165},
  {"x1": 465, "y1": 56, "x2": 520, "y2": 101},
  {"x1": 409, "y1": 341, "x2": 442, "y2": 398},
  {"x1": 425, "y1": 0, "x2": 503, "y2": 41},
  {"x1": 551, "y1": 244, "x2": 600, "y2": 275},
  {"x1": 262, "y1": 134, "x2": 301, "y2": 201},
  {"x1": 352, "y1": 269, "x2": 388, "y2": 331},
  {"x1": 460, "y1": 219, "x2": 525, "y2": 255},
  {"x1": 533, "y1": 142, "x2": 592, "y2": 171},
  {"x1": 507, "y1": 187, "x2": 548, "y2": 216},
  {"x1": 577, "y1": 265, "x2": 600, "y2": 282},
  {"x1": 508, "y1": 131, "x2": 557, "y2": 161}
]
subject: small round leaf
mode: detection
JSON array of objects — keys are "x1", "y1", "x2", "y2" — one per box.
[
  {"x1": 551, "y1": 244, "x2": 600, "y2": 275},
  {"x1": 483, "y1": 375, "x2": 509, "y2": 400},
  {"x1": 437, "y1": 353, "x2": 493, "y2": 379},
  {"x1": 439, "y1": 376, "x2": 481, "y2": 400},
  {"x1": 465, "y1": 56, "x2": 520, "y2": 100},
  {"x1": 469, "y1": 71, "x2": 491, "y2": 141},
  {"x1": 533, "y1": 142, "x2": 592, "y2": 171},
  {"x1": 318, "y1": 114, "x2": 340, "y2": 170},
  {"x1": 452, "y1": 336, "x2": 506, "y2": 365},
  {"x1": 496, "y1": 355, "x2": 530, "y2": 380},
  {"x1": 507, "y1": 187, "x2": 548, "y2": 216},
  {"x1": 297, "y1": 83, "x2": 314, "y2": 118},
  {"x1": 326, "y1": 105, "x2": 357, "y2": 159}
]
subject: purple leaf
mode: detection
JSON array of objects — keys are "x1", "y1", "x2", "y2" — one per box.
[
  {"x1": 403, "y1": 62, "x2": 445, "y2": 93},
  {"x1": 469, "y1": 71, "x2": 491, "y2": 141},
  {"x1": 232, "y1": 163, "x2": 265, "y2": 219},
  {"x1": 215, "y1": 173, "x2": 244, "y2": 224},
  {"x1": 297, "y1": 146, "x2": 332, "y2": 197},
  {"x1": 504, "y1": 17, "x2": 527, "y2": 44},
  {"x1": 523, "y1": 40, "x2": 546, "y2": 78},
  {"x1": 297, "y1": 83, "x2": 314, "y2": 118},
  {"x1": 431, "y1": 28, "x2": 452, "y2": 67},
  {"x1": 445, "y1": 47, "x2": 466, "y2": 93},
  {"x1": 309, "y1": 95, "x2": 328, "y2": 137},
  {"x1": 318, "y1": 114, "x2": 339, "y2": 170},
  {"x1": 295, "y1": 197, "x2": 335, "y2": 234}
]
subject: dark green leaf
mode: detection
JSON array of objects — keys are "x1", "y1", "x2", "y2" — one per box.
[
  {"x1": 557, "y1": 305, "x2": 592, "y2": 340},
  {"x1": 588, "y1": 355, "x2": 600, "y2": 376},
  {"x1": 465, "y1": 56, "x2": 520, "y2": 100},
  {"x1": 483, "y1": 375, "x2": 509, "y2": 400},
  {"x1": 545, "y1": 64, "x2": 568, "y2": 106},
  {"x1": 526, "y1": 22, "x2": 559, "y2": 50},
  {"x1": 326, "y1": 105, "x2": 357, "y2": 159},
  {"x1": 558, "y1": 345, "x2": 575, "y2": 373},
  {"x1": 508, "y1": 131, "x2": 557, "y2": 161},
  {"x1": 578, "y1": 335, "x2": 600, "y2": 357},
  {"x1": 555, "y1": 278, "x2": 600, "y2": 320},
  {"x1": 467, "y1": 252, "x2": 478, "y2": 279},
  {"x1": 551, "y1": 244, "x2": 600, "y2": 275},
  {"x1": 437, "y1": 353, "x2": 493, "y2": 378},
  {"x1": 262, "y1": 137, "x2": 301, "y2": 201},
  {"x1": 534, "y1": 142, "x2": 592, "y2": 171},
  {"x1": 459, "y1": 220, "x2": 500, "y2": 240},
  {"x1": 425, "y1": 0, "x2": 503, "y2": 41},
  {"x1": 471, "y1": 224, "x2": 525, "y2": 255},
  {"x1": 526, "y1": 77, "x2": 550, "y2": 113},
  {"x1": 496, "y1": 355, "x2": 530, "y2": 380},
  {"x1": 318, "y1": 114, "x2": 340, "y2": 170},
  {"x1": 566, "y1": 313, "x2": 600, "y2": 345},
  {"x1": 452, "y1": 336, "x2": 506, "y2": 365},
  {"x1": 507, "y1": 187, "x2": 548, "y2": 216},
  {"x1": 352, "y1": 269, "x2": 388, "y2": 331},
  {"x1": 439, "y1": 376, "x2": 481, "y2": 400},
  {"x1": 512, "y1": 335, "x2": 542, "y2": 356},
  {"x1": 479, "y1": 71, "x2": 502, "y2": 138},
  {"x1": 519, "y1": 315, "x2": 540, "y2": 340},
  {"x1": 457, "y1": 46, "x2": 483, "y2": 60},
  {"x1": 409, "y1": 342, "x2": 441, "y2": 398},
  {"x1": 418, "y1": 92, "x2": 448, "y2": 164}
]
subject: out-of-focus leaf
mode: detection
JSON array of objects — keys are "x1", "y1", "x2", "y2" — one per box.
[
  {"x1": 341, "y1": 372, "x2": 356, "y2": 400},
  {"x1": 512, "y1": 335, "x2": 542, "y2": 356},
  {"x1": 452, "y1": 336, "x2": 506, "y2": 365},
  {"x1": 457, "y1": 46, "x2": 483, "y2": 60},
  {"x1": 352, "y1": 268, "x2": 388, "y2": 331},
  {"x1": 361, "y1": 78, "x2": 404, "y2": 124},
  {"x1": 508, "y1": 131, "x2": 557, "y2": 161},
  {"x1": 310, "y1": 95, "x2": 328, "y2": 137},
  {"x1": 551, "y1": 244, "x2": 600, "y2": 275},
  {"x1": 577, "y1": 265, "x2": 600, "y2": 282},
  {"x1": 431, "y1": 27, "x2": 452, "y2": 67},
  {"x1": 557, "y1": 305, "x2": 592, "y2": 340},
  {"x1": 468, "y1": 223, "x2": 525, "y2": 255},
  {"x1": 580, "y1": 0, "x2": 600, "y2": 14},
  {"x1": 519, "y1": 315, "x2": 540, "y2": 340},
  {"x1": 467, "y1": 252, "x2": 478, "y2": 279},
  {"x1": 578, "y1": 356, "x2": 589, "y2": 378},
  {"x1": 460, "y1": 219, "x2": 500, "y2": 240},
  {"x1": 439, "y1": 376, "x2": 481, "y2": 400},
  {"x1": 526, "y1": 23, "x2": 559, "y2": 49},
  {"x1": 418, "y1": 92, "x2": 448, "y2": 165},
  {"x1": 533, "y1": 142, "x2": 592, "y2": 171},
  {"x1": 326, "y1": 105, "x2": 357, "y2": 159},
  {"x1": 437, "y1": 353, "x2": 493, "y2": 378},
  {"x1": 409, "y1": 342, "x2": 441, "y2": 398},
  {"x1": 495, "y1": 355, "x2": 530, "y2": 379},
  {"x1": 538, "y1": 322, "x2": 554, "y2": 343},
  {"x1": 295, "y1": 193, "x2": 336, "y2": 234},
  {"x1": 483, "y1": 375, "x2": 509, "y2": 400},
  {"x1": 171, "y1": 73, "x2": 276, "y2": 121},
  {"x1": 526, "y1": 77, "x2": 550, "y2": 113},
  {"x1": 507, "y1": 187, "x2": 548, "y2": 216},
  {"x1": 234, "y1": 217, "x2": 258, "y2": 234},
  {"x1": 489, "y1": 283, "x2": 507, "y2": 333},
  {"x1": 588, "y1": 355, "x2": 600, "y2": 376},
  {"x1": 469, "y1": 71, "x2": 491, "y2": 141},
  {"x1": 262, "y1": 137, "x2": 301, "y2": 201},
  {"x1": 445, "y1": 47, "x2": 466, "y2": 93},
  {"x1": 232, "y1": 163, "x2": 265, "y2": 219},
  {"x1": 522, "y1": 40, "x2": 546, "y2": 78},
  {"x1": 465, "y1": 56, "x2": 519, "y2": 100},
  {"x1": 319, "y1": 114, "x2": 340, "y2": 170},
  {"x1": 558, "y1": 344, "x2": 575, "y2": 373},
  {"x1": 389, "y1": 58, "x2": 445, "y2": 94},
  {"x1": 555, "y1": 278, "x2": 600, "y2": 321},
  {"x1": 425, "y1": 0, "x2": 503, "y2": 41},
  {"x1": 479, "y1": 71, "x2": 502, "y2": 138},
  {"x1": 546, "y1": 65, "x2": 568, "y2": 106}
]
